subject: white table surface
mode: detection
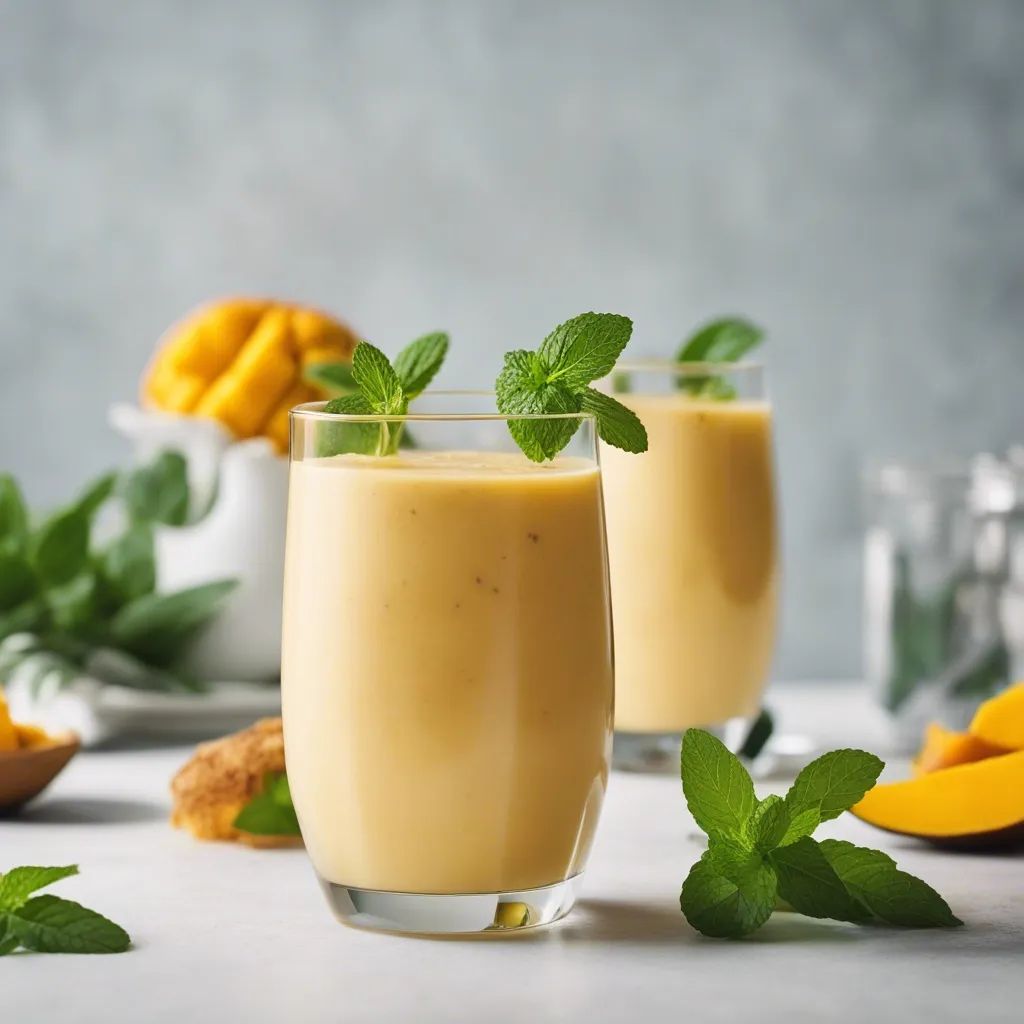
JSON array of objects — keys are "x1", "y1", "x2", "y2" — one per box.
[{"x1": 2, "y1": 684, "x2": 1021, "y2": 1024}]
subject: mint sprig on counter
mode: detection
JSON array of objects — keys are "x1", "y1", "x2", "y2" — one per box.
[
  {"x1": 0, "y1": 865, "x2": 130, "y2": 955},
  {"x1": 319, "y1": 333, "x2": 449, "y2": 457},
  {"x1": 233, "y1": 772, "x2": 302, "y2": 838},
  {"x1": 675, "y1": 317, "x2": 764, "y2": 400},
  {"x1": 495, "y1": 312, "x2": 648, "y2": 462},
  {"x1": 679, "y1": 730, "x2": 962, "y2": 938}
]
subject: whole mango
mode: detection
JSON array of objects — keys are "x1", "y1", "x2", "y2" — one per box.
[{"x1": 141, "y1": 298, "x2": 359, "y2": 453}]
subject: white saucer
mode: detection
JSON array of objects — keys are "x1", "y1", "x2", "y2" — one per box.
[{"x1": 5, "y1": 674, "x2": 281, "y2": 748}]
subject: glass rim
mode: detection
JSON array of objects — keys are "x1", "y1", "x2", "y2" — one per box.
[
  {"x1": 290, "y1": 391, "x2": 598, "y2": 423},
  {"x1": 612, "y1": 358, "x2": 764, "y2": 374}
]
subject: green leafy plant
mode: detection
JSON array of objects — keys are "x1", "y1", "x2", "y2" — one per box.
[
  {"x1": 315, "y1": 332, "x2": 449, "y2": 457},
  {"x1": 679, "y1": 729, "x2": 962, "y2": 938},
  {"x1": 0, "y1": 454, "x2": 237, "y2": 696},
  {"x1": 0, "y1": 865, "x2": 130, "y2": 955},
  {"x1": 884, "y1": 551, "x2": 1009, "y2": 712},
  {"x1": 233, "y1": 772, "x2": 302, "y2": 838},
  {"x1": 674, "y1": 317, "x2": 764, "y2": 399},
  {"x1": 495, "y1": 312, "x2": 648, "y2": 462}
]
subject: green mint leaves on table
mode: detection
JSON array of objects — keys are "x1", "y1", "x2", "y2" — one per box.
[
  {"x1": 0, "y1": 865, "x2": 130, "y2": 955},
  {"x1": 674, "y1": 317, "x2": 764, "y2": 400},
  {"x1": 233, "y1": 771, "x2": 302, "y2": 838},
  {"x1": 0, "y1": 452, "x2": 238, "y2": 698},
  {"x1": 495, "y1": 312, "x2": 648, "y2": 462},
  {"x1": 679, "y1": 729, "x2": 962, "y2": 939},
  {"x1": 318, "y1": 333, "x2": 449, "y2": 457}
]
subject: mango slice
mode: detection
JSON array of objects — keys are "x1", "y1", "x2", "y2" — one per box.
[
  {"x1": 852, "y1": 748, "x2": 1024, "y2": 848},
  {"x1": 969, "y1": 681, "x2": 1024, "y2": 751},
  {"x1": 142, "y1": 298, "x2": 359, "y2": 453},
  {"x1": 15, "y1": 724, "x2": 53, "y2": 749},
  {"x1": 912, "y1": 722, "x2": 1009, "y2": 776},
  {"x1": 0, "y1": 690, "x2": 17, "y2": 752}
]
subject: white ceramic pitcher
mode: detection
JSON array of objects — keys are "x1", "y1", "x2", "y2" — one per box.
[{"x1": 108, "y1": 404, "x2": 288, "y2": 682}]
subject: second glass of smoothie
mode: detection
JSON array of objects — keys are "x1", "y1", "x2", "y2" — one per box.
[
  {"x1": 282, "y1": 395, "x2": 614, "y2": 935},
  {"x1": 599, "y1": 361, "x2": 779, "y2": 770}
]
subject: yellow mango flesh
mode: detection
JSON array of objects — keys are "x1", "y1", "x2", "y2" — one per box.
[
  {"x1": 852, "y1": 748, "x2": 1024, "y2": 839},
  {"x1": 142, "y1": 298, "x2": 358, "y2": 453},
  {"x1": 912, "y1": 721, "x2": 1009, "y2": 776},
  {"x1": 15, "y1": 724, "x2": 53, "y2": 749},
  {"x1": 0, "y1": 691, "x2": 17, "y2": 751},
  {"x1": 969, "y1": 681, "x2": 1024, "y2": 750}
]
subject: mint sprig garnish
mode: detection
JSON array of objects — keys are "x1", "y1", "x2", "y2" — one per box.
[
  {"x1": 675, "y1": 317, "x2": 764, "y2": 400},
  {"x1": 320, "y1": 333, "x2": 449, "y2": 457},
  {"x1": 233, "y1": 772, "x2": 302, "y2": 838},
  {"x1": 495, "y1": 312, "x2": 648, "y2": 462},
  {"x1": 0, "y1": 865, "x2": 131, "y2": 955},
  {"x1": 679, "y1": 730, "x2": 963, "y2": 938}
]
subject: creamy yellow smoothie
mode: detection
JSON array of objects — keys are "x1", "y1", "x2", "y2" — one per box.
[
  {"x1": 600, "y1": 394, "x2": 778, "y2": 733},
  {"x1": 281, "y1": 450, "x2": 613, "y2": 895}
]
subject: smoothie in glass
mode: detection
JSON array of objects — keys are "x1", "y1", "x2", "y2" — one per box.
[
  {"x1": 281, "y1": 401, "x2": 613, "y2": 932},
  {"x1": 599, "y1": 364, "x2": 778, "y2": 758}
]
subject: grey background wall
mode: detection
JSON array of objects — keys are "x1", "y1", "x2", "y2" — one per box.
[{"x1": 1, "y1": 0, "x2": 1022, "y2": 679}]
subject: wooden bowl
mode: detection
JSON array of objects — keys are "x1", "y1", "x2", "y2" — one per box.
[{"x1": 0, "y1": 734, "x2": 81, "y2": 814}]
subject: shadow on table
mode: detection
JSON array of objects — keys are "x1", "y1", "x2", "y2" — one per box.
[
  {"x1": 548, "y1": 899, "x2": 867, "y2": 947},
  {"x1": 11, "y1": 797, "x2": 166, "y2": 825}
]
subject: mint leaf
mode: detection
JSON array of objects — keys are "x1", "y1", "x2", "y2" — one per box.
[
  {"x1": 540, "y1": 312, "x2": 633, "y2": 390},
  {"x1": 7, "y1": 895, "x2": 131, "y2": 954},
  {"x1": 72, "y1": 472, "x2": 118, "y2": 521},
  {"x1": 0, "y1": 554, "x2": 36, "y2": 612},
  {"x1": 48, "y1": 573, "x2": 98, "y2": 632},
  {"x1": 818, "y1": 840, "x2": 962, "y2": 928},
  {"x1": 676, "y1": 318, "x2": 764, "y2": 364},
  {"x1": 769, "y1": 838, "x2": 872, "y2": 924},
  {"x1": 393, "y1": 332, "x2": 449, "y2": 398},
  {"x1": 675, "y1": 317, "x2": 764, "y2": 399},
  {"x1": 0, "y1": 866, "x2": 80, "y2": 911},
  {"x1": 319, "y1": 393, "x2": 379, "y2": 457},
  {"x1": 351, "y1": 341, "x2": 406, "y2": 414},
  {"x1": 781, "y1": 749, "x2": 884, "y2": 844},
  {"x1": 101, "y1": 523, "x2": 156, "y2": 605},
  {"x1": 496, "y1": 353, "x2": 582, "y2": 463},
  {"x1": 680, "y1": 729, "x2": 758, "y2": 846},
  {"x1": 0, "y1": 917, "x2": 17, "y2": 956},
  {"x1": 30, "y1": 507, "x2": 90, "y2": 587},
  {"x1": 680, "y1": 843, "x2": 777, "y2": 938},
  {"x1": 0, "y1": 599, "x2": 50, "y2": 642},
  {"x1": 233, "y1": 772, "x2": 302, "y2": 837},
  {"x1": 0, "y1": 474, "x2": 29, "y2": 556},
  {"x1": 119, "y1": 451, "x2": 190, "y2": 527},
  {"x1": 579, "y1": 389, "x2": 648, "y2": 453},
  {"x1": 305, "y1": 361, "x2": 356, "y2": 395},
  {"x1": 495, "y1": 313, "x2": 643, "y2": 461},
  {"x1": 109, "y1": 579, "x2": 238, "y2": 667},
  {"x1": 744, "y1": 794, "x2": 791, "y2": 853}
]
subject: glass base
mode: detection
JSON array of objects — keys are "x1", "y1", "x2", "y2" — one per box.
[
  {"x1": 613, "y1": 731, "x2": 687, "y2": 773},
  {"x1": 319, "y1": 875, "x2": 582, "y2": 935},
  {"x1": 613, "y1": 721, "x2": 744, "y2": 773}
]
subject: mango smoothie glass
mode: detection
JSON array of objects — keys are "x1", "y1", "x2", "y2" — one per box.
[
  {"x1": 282, "y1": 394, "x2": 614, "y2": 934},
  {"x1": 599, "y1": 362, "x2": 779, "y2": 771}
]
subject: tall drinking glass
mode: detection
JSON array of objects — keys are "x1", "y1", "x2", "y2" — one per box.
[
  {"x1": 599, "y1": 362, "x2": 779, "y2": 770},
  {"x1": 282, "y1": 394, "x2": 613, "y2": 935}
]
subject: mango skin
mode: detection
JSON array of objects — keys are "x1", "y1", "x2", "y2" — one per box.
[{"x1": 142, "y1": 298, "x2": 359, "y2": 453}]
